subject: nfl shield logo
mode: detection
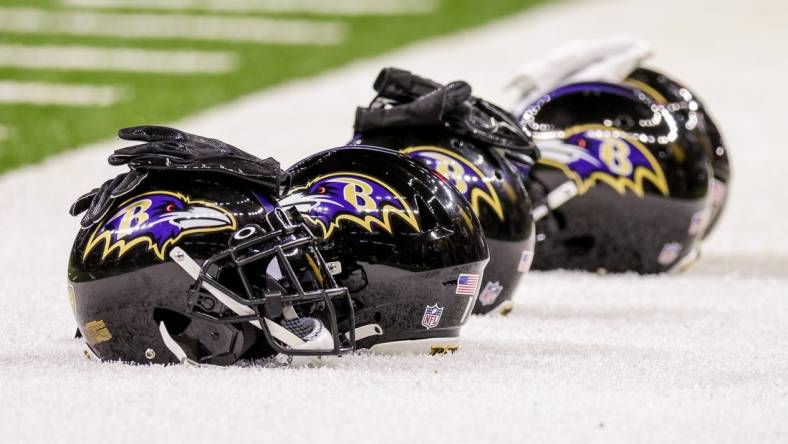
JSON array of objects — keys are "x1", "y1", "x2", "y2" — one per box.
[
  {"x1": 658, "y1": 242, "x2": 682, "y2": 265},
  {"x1": 421, "y1": 304, "x2": 444, "y2": 329},
  {"x1": 478, "y1": 281, "x2": 504, "y2": 306}
]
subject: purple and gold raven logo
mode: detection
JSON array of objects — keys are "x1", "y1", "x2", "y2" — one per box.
[
  {"x1": 279, "y1": 172, "x2": 419, "y2": 239},
  {"x1": 401, "y1": 146, "x2": 504, "y2": 220},
  {"x1": 536, "y1": 124, "x2": 669, "y2": 197},
  {"x1": 84, "y1": 191, "x2": 237, "y2": 261}
]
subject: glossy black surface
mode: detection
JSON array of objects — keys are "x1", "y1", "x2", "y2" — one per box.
[
  {"x1": 520, "y1": 82, "x2": 711, "y2": 273},
  {"x1": 284, "y1": 146, "x2": 489, "y2": 346},
  {"x1": 354, "y1": 128, "x2": 534, "y2": 314},
  {"x1": 627, "y1": 67, "x2": 730, "y2": 237},
  {"x1": 69, "y1": 172, "x2": 344, "y2": 364},
  {"x1": 70, "y1": 173, "x2": 268, "y2": 280}
]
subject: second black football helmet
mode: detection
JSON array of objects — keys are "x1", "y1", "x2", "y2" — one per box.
[
  {"x1": 352, "y1": 67, "x2": 539, "y2": 315},
  {"x1": 281, "y1": 146, "x2": 489, "y2": 353}
]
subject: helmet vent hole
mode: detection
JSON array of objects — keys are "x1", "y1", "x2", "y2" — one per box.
[
  {"x1": 494, "y1": 169, "x2": 503, "y2": 180},
  {"x1": 374, "y1": 312, "x2": 382, "y2": 323},
  {"x1": 153, "y1": 308, "x2": 191, "y2": 335},
  {"x1": 613, "y1": 114, "x2": 636, "y2": 129},
  {"x1": 553, "y1": 210, "x2": 567, "y2": 229}
]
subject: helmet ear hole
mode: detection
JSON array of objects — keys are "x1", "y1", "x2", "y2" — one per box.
[
  {"x1": 553, "y1": 209, "x2": 567, "y2": 230},
  {"x1": 562, "y1": 236, "x2": 595, "y2": 256},
  {"x1": 153, "y1": 308, "x2": 191, "y2": 335}
]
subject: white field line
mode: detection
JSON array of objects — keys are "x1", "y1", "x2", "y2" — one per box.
[
  {"x1": 62, "y1": 0, "x2": 439, "y2": 15},
  {"x1": 0, "y1": 81, "x2": 123, "y2": 106},
  {"x1": 0, "y1": 7, "x2": 346, "y2": 45},
  {"x1": 0, "y1": 44, "x2": 237, "y2": 74}
]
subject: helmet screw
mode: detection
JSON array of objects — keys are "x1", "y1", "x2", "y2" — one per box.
[
  {"x1": 173, "y1": 250, "x2": 185, "y2": 261},
  {"x1": 201, "y1": 297, "x2": 215, "y2": 310},
  {"x1": 145, "y1": 348, "x2": 156, "y2": 360}
]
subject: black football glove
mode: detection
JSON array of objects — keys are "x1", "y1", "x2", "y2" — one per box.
[
  {"x1": 70, "y1": 126, "x2": 281, "y2": 228},
  {"x1": 69, "y1": 170, "x2": 147, "y2": 228},
  {"x1": 355, "y1": 80, "x2": 471, "y2": 131},
  {"x1": 372, "y1": 66, "x2": 443, "y2": 102},
  {"x1": 356, "y1": 67, "x2": 539, "y2": 156},
  {"x1": 109, "y1": 126, "x2": 280, "y2": 184}
]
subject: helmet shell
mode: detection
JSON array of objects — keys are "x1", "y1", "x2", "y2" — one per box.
[
  {"x1": 627, "y1": 67, "x2": 730, "y2": 238},
  {"x1": 519, "y1": 82, "x2": 711, "y2": 273},
  {"x1": 282, "y1": 146, "x2": 489, "y2": 351},
  {"x1": 68, "y1": 172, "x2": 277, "y2": 364},
  {"x1": 353, "y1": 128, "x2": 534, "y2": 315}
]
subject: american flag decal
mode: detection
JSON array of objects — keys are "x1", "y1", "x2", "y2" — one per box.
[{"x1": 456, "y1": 273, "x2": 480, "y2": 296}]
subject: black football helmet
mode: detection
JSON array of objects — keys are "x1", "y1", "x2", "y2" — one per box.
[
  {"x1": 280, "y1": 146, "x2": 489, "y2": 353},
  {"x1": 515, "y1": 80, "x2": 714, "y2": 273},
  {"x1": 626, "y1": 67, "x2": 730, "y2": 238},
  {"x1": 351, "y1": 67, "x2": 539, "y2": 315},
  {"x1": 68, "y1": 127, "x2": 355, "y2": 366}
]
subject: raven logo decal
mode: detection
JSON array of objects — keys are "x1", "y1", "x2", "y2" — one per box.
[
  {"x1": 401, "y1": 146, "x2": 504, "y2": 220},
  {"x1": 536, "y1": 124, "x2": 669, "y2": 197},
  {"x1": 279, "y1": 172, "x2": 419, "y2": 239},
  {"x1": 84, "y1": 191, "x2": 237, "y2": 261}
]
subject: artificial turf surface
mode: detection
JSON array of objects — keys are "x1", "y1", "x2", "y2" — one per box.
[{"x1": 0, "y1": 0, "x2": 544, "y2": 174}]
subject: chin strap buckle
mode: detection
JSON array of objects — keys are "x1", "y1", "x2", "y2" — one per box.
[{"x1": 345, "y1": 323, "x2": 383, "y2": 342}]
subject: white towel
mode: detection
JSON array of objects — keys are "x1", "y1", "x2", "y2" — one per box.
[{"x1": 510, "y1": 35, "x2": 653, "y2": 113}]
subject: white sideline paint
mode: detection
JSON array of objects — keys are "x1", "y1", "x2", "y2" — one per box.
[
  {"x1": 1, "y1": 0, "x2": 787, "y2": 443},
  {"x1": 0, "y1": 44, "x2": 237, "y2": 74},
  {"x1": 62, "y1": 0, "x2": 439, "y2": 16},
  {"x1": 0, "y1": 81, "x2": 122, "y2": 106},
  {"x1": 0, "y1": 7, "x2": 345, "y2": 45}
]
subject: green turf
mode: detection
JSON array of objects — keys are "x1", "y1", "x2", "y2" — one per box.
[{"x1": 0, "y1": 0, "x2": 544, "y2": 174}]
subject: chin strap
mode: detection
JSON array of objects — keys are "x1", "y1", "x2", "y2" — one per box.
[
  {"x1": 531, "y1": 180, "x2": 579, "y2": 221},
  {"x1": 170, "y1": 247, "x2": 263, "y2": 329},
  {"x1": 348, "y1": 324, "x2": 383, "y2": 342},
  {"x1": 170, "y1": 247, "x2": 307, "y2": 358}
]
